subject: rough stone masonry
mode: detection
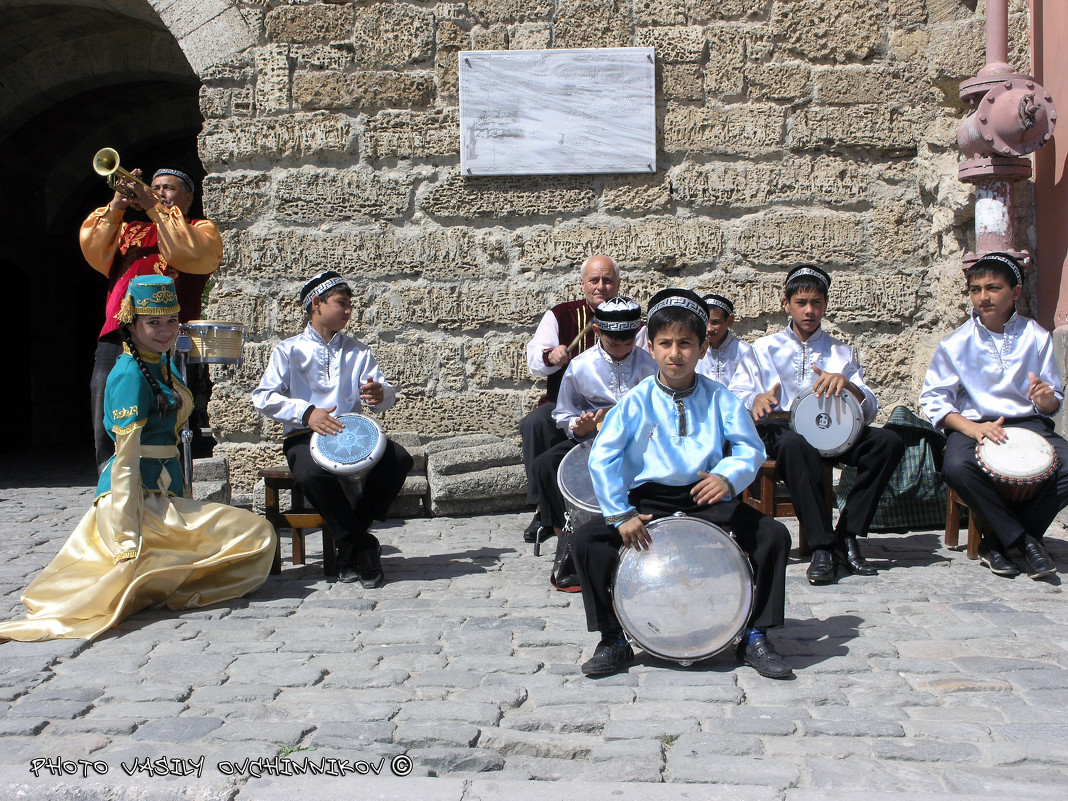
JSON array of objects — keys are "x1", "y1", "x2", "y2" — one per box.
[{"x1": 181, "y1": 1, "x2": 1036, "y2": 505}]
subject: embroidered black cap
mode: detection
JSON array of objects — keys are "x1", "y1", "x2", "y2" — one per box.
[
  {"x1": 648, "y1": 288, "x2": 709, "y2": 329},
  {"x1": 595, "y1": 296, "x2": 642, "y2": 334}
]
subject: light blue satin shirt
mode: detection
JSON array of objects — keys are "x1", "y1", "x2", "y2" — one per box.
[
  {"x1": 252, "y1": 324, "x2": 396, "y2": 435},
  {"x1": 552, "y1": 341, "x2": 657, "y2": 440},
  {"x1": 590, "y1": 373, "x2": 766, "y2": 523},
  {"x1": 920, "y1": 310, "x2": 1063, "y2": 427}
]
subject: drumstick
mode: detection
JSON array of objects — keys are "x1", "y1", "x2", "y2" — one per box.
[{"x1": 566, "y1": 322, "x2": 594, "y2": 354}]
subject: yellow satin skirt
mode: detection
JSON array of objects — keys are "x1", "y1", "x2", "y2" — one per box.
[{"x1": 0, "y1": 493, "x2": 276, "y2": 642}]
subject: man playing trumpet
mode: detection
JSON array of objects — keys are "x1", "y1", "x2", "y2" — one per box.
[{"x1": 81, "y1": 158, "x2": 222, "y2": 472}]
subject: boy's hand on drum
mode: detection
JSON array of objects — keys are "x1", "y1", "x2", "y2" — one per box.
[
  {"x1": 812, "y1": 367, "x2": 865, "y2": 404},
  {"x1": 1028, "y1": 372, "x2": 1059, "y2": 414},
  {"x1": 811, "y1": 366, "x2": 846, "y2": 397},
  {"x1": 752, "y1": 383, "x2": 781, "y2": 421},
  {"x1": 307, "y1": 405, "x2": 343, "y2": 435},
  {"x1": 618, "y1": 514, "x2": 654, "y2": 551},
  {"x1": 971, "y1": 416, "x2": 1007, "y2": 445},
  {"x1": 571, "y1": 408, "x2": 606, "y2": 438},
  {"x1": 692, "y1": 472, "x2": 729, "y2": 505},
  {"x1": 360, "y1": 379, "x2": 385, "y2": 406}
]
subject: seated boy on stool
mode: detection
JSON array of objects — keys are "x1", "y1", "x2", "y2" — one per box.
[
  {"x1": 697, "y1": 292, "x2": 751, "y2": 386},
  {"x1": 252, "y1": 271, "x2": 414, "y2": 588},
  {"x1": 731, "y1": 264, "x2": 904, "y2": 585},
  {"x1": 571, "y1": 289, "x2": 793, "y2": 679},
  {"x1": 920, "y1": 252, "x2": 1067, "y2": 579},
  {"x1": 529, "y1": 297, "x2": 656, "y2": 544}
]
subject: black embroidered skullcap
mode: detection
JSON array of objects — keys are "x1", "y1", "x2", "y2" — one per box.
[
  {"x1": 595, "y1": 296, "x2": 642, "y2": 334},
  {"x1": 648, "y1": 288, "x2": 709, "y2": 329},
  {"x1": 152, "y1": 167, "x2": 195, "y2": 194},
  {"x1": 702, "y1": 293, "x2": 734, "y2": 316},
  {"x1": 785, "y1": 264, "x2": 831, "y2": 290},
  {"x1": 970, "y1": 252, "x2": 1024, "y2": 285},
  {"x1": 300, "y1": 270, "x2": 350, "y2": 310}
]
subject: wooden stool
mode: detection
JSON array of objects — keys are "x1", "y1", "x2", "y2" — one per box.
[
  {"x1": 259, "y1": 465, "x2": 337, "y2": 576},
  {"x1": 944, "y1": 486, "x2": 982, "y2": 560},
  {"x1": 741, "y1": 459, "x2": 836, "y2": 558}
]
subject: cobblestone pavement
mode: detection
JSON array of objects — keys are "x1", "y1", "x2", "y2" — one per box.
[{"x1": 1, "y1": 452, "x2": 1067, "y2": 800}]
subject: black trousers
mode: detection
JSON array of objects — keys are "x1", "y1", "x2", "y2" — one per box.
[
  {"x1": 531, "y1": 439, "x2": 578, "y2": 530},
  {"x1": 284, "y1": 433, "x2": 414, "y2": 552},
  {"x1": 520, "y1": 403, "x2": 567, "y2": 506},
  {"x1": 571, "y1": 483, "x2": 790, "y2": 635},
  {"x1": 758, "y1": 418, "x2": 904, "y2": 551},
  {"x1": 942, "y1": 417, "x2": 1068, "y2": 549},
  {"x1": 91, "y1": 338, "x2": 124, "y2": 472}
]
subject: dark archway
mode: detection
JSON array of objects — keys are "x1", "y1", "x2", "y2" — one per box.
[{"x1": 0, "y1": 2, "x2": 204, "y2": 456}]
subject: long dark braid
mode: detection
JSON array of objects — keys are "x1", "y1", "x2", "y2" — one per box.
[
  {"x1": 120, "y1": 324, "x2": 180, "y2": 416},
  {"x1": 159, "y1": 345, "x2": 183, "y2": 412}
]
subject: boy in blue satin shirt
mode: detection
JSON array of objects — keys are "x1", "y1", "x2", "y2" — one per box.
[{"x1": 570, "y1": 289, "x2": 792, "y2": 679}]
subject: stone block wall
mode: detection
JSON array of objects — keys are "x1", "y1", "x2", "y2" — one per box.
[{"x1": 190, "y1": 0, "x2": 1035, "y2": 502}]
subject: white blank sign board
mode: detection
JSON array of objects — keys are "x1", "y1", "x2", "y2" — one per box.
[{"x1": 459, "y1": 47, "x2": 657, "y2": 176}]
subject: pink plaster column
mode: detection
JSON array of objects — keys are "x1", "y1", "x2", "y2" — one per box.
[
  {"x1": 1031, "y1": 0, "x2": 1068, "y2": 330},
  {"x1": 957, "y1": 0, "x2": 1055, "y2": 272}
]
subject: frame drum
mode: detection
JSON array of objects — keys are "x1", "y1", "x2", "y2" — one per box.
[
  {"x1": 310, "y1": 413, "x2": 387, "y2": 477},
  {"x1": 557, "y1": 440, "x2": 599, "y2": 533},
  {"x1": 975, "y1": 427, "x2": 1059, "y2": 503},
  {"x1": 182, "y1": 321, "x2": 245, "y2": 365},
  {"x1": 612, "y1": 514, "x2": 754, "y2": 666},
  {"x1": 790, "y1": 387, "x2": 864, "y2": 457}
]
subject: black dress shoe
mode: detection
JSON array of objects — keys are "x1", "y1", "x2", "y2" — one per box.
[
  {"x1": 581, "y1": 638, "x2": 633, "y2": 677},
  {"x1": 523, "y1": 514, "x2": 541, "y2": 543},
  {"x1": 978, "y1": 542, "x2": 1020, "y2": 577},
  {"x1": 336, "y1": 540, "x2": 359, "y2": 583},
  {"x1": 336, "y1": 564, "x2": 359, "y2": 583},
  {"x1": 737, "y1": 635, "x2": 793, "y2": 679},
  {"x1": 355, "y1": 545, "x2": 385, "y2": 589},
  {"x1": 839, "y1": 535, "x2": 877, "y2": 576},
  {"x1": 806, "y1": 548, "x2": 836, "y2": 584},
  {"x1": 1020, "y1": 534, "x2": 1056, "y2": 579}
]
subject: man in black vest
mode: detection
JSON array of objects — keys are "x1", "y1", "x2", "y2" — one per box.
[{"x1": 520, "y1": 254, "x2": 620, "y2": 541}]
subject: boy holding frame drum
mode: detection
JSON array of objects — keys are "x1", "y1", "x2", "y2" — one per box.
[
  {"x1": 529, "y1": 296, "x2": 657, "y2": 543},
  {"x1": 253, "y1": 271, "x2": 414, "y2": 588},
  {"x1": 570, "y1": 289, "x2": 793, "y2": 679},
  {"x1": 731, "y1": 265, "x2": 904, "y2": 585},
  {"x1": 920, "y1": 252, "x2": 1067, "y2": 579}
]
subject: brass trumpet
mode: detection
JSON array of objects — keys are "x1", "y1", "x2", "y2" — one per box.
[{"x1": 92, "y1": 147, "x2": 161, "y2": 208}]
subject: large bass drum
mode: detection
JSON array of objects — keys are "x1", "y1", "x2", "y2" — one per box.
[
  {"x1": 611, "y1": 514, "x2": 754, "y2": 666},
  {"x1": 181, "y1": 321, "x2": 245, "y2": 365}
]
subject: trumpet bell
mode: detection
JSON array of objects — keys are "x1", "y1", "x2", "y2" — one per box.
[
  {"x1": 91, "y1": 147, "x2": 161, "y2": 208},
  {"x1": 93, "y1": 147, "x2": 121, "y2": 177}
]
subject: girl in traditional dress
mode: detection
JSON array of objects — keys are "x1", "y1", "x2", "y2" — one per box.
[{"x1": 0, "y1": 275, "x2": 275, "y2": 642}]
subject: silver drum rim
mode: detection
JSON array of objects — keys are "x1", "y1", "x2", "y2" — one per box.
[{"x1": 611, "y1": 515, "x2": 754, "y2": 664}]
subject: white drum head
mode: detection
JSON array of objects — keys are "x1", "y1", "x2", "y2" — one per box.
[
  {"x1": 557, "y1": 440, "x2": 599, "y2": 517},
  {"x1": 310, "y1": 413, "x2": 386, "y2": 476},
  {"x1": 790, "y1": 388, "x2": 864, "y2": 457},
  {"x1": 612, "y1": 515, "x2": 753, "y2": 664},
  {"x1": 977, "y1": 428, "x2": 1055, "y2": 480}
]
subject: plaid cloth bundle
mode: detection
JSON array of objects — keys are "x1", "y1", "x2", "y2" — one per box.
[{"x1": 835, "y1": 405, "x2": 949, "y2": 531}]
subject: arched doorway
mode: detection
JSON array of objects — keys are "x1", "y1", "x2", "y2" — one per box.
[{"x1": 0, "y1": 1, "x2": 205, "y2": 458}]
